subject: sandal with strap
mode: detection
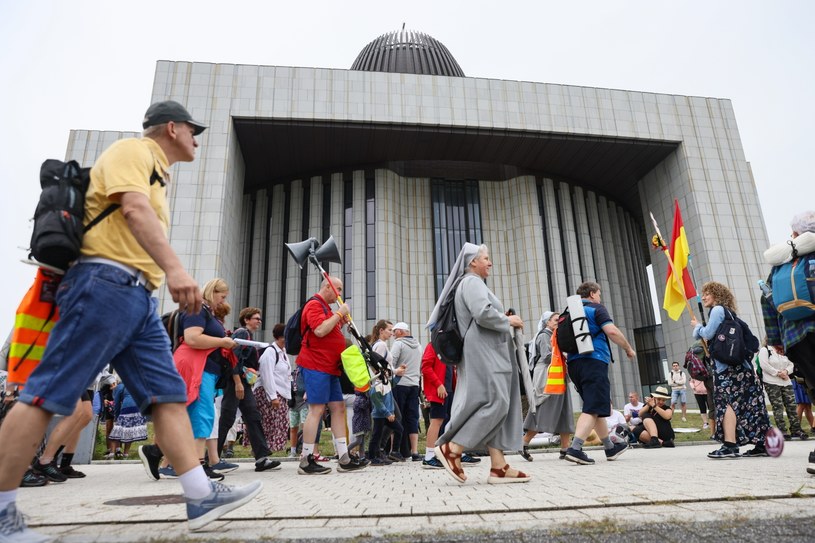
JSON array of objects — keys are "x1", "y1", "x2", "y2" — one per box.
[
  {"x1": 487, "y1": 464, "x2": 531, "y2": 484},
  {"x1": 434, "y1": 443, "x2": 466, "y2": 483}
]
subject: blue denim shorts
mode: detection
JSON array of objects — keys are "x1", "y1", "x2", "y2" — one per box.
[
  {"x1": 301, "y1": 367, "x2": 343, "y2": 404},
  {"x1": 671, "y1": 389, "x2": 687, "y2": 404},
  {"x1": 19, "y1": 263, "x2": 187, "y2": 416}
]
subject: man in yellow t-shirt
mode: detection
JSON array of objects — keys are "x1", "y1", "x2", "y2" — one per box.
[{"x1": 0, "y1": 101, "x2": 262, "y2": 539}]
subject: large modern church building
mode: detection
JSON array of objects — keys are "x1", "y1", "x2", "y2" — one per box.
[{"x1": 64, "y1": 29, "x2": 769, "y2": 401}]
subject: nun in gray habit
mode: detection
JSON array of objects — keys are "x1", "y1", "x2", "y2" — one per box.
[{"x1": 426, "y1": 243, "x2": 530, "y2": 484}]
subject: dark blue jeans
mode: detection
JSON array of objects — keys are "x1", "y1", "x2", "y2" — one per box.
[{"x1": 393, "y1": 385, "x2": 420, "y2": 456}]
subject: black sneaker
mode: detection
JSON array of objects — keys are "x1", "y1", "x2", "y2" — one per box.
[
  {"x1": 59, "y1": 465, "x2": 86, "y2": 478},
  {"x1": 564, "y1": 448, "x2": 595, "y2": 465},
  {"x1": 254, "y1": 458, "x2": 282, "y2": 472},
  {"x1": 21, "y1": 469, "x2": 48, "y2": 487},
  {"x1": 558, "y1": 449, "x2": 567, "y2": 460},
  {"x1": 708, "y1": 445, "x2": 740, "y2": 459},
  {"x1": 743, "y1": 446, "x2": 769, "y2": 458},
  {"x1": 642, "y1": 437, "x2": 662, "y2": 449},
  {"x1": 138, "y1": 444, "x2": 163, "y2": 481},
  {"x1": 605, "y1": 442, "x2": 630, "y2": 461},
  {"x1": 202, "y1": 464, "x2": 225, "y2": 481},
  {"x1": 32, "y1": 460, "x2": 67, "y2": 483},
  {"x1": 410, "y1": 453, "x2": 423, "y2": 462},
  {"x1": 662, "y1": 440, "x2": 675, "y2": 448},
  {"x1": 350, "y1": 454, "x2": 370, "y2": 467},
  {"x1": 807, "y1": 451, "x2": 815, "y2": 475},
  {"x1": 387, "y1": 452, "x2": 406, "y2": 462},
  {"x1": 337, "y1": 455, "x2": 367, "y2": 472},
  {"x1": 298, "y1": 454, "x2": 332, "y2": 475},
  {"x1": 791, "y1": 431, "x2": 810, "y2": 441},
  {"x1": 519, "y1": 447, "x2": 533, "y2": 462}
]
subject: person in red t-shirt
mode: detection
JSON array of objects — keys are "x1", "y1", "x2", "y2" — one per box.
[{"x1": 296, "y1": 276, "x2": 366, "y2": 474}]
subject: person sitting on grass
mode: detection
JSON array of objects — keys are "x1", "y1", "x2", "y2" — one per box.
[{"x1": 633, "y1": 386, "x2": 675, "y2": 448}]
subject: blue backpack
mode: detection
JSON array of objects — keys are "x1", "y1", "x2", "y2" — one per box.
[{"x1": 769, "y1": 253, "x2": 815, "y2": 321}]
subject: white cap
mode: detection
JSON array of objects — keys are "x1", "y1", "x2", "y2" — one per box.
[{"x1": 393, "y1": 322, "x2": 410, "y2": 332}]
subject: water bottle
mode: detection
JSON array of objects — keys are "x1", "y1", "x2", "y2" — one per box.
[{"x1": 758, "y1": 279, "x2": 772, "y2": 301}]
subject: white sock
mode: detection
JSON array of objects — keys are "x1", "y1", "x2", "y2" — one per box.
[
  {"x1": 302, "y1": 443, "x2": 315, "y2": 459},
  {"x1": 0, "y1": 489, "x2": 17, "y2": 511},
  {"x1": 336, "y1": 437, "x2": 348, "y2": 461},
  {"x1": 425, "y1": 448, "x2": 435, "y2": 461},
  {"x1": 290, "y1": 446, "x2": 296, "y2": 456},
  {"x1": 178, "y1": 466, "x2": 212, "y2": 500}
]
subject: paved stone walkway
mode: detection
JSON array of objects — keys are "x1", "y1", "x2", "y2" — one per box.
[{"x1": 17, "y1": 441, "x2": 815, "y2": 541}]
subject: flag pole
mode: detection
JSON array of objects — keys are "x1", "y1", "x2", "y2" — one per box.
[
  {"x1": 649, "y1": 211, "x2": 695, "y2": 321},
  {"x1": 686, "y1": 254, "x2": 706, "y2": 326}
]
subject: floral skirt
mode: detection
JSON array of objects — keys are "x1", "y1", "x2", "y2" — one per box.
[
  {"x1": 109, "y1": 405, "x2": 148, "y2": 443},
  {"x1": 254, "y1": 386, "x2": 289, "y2": 451},
  {"x1": 713, "y1": 363, "x2": 770, "y2": 446}
]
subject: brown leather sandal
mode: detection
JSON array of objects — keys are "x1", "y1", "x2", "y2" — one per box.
[
  {"x1": 435, "y1": 443, "x2": 466, "y2": 483},
  {"x1": 487, "y1": 464, "x2": 531, "y2": 484}
]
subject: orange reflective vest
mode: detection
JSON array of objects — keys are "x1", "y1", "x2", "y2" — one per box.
[
  {"x1": 8, "y1": 269, "x2": 61, "y2": 387},
  {"x1": 543, "y1": 329, "x2": 566, "y2": 395}
]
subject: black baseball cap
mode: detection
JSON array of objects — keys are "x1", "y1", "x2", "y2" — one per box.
[{"x1": 142, "y1": 100, "x2": 207, "y2": 135}]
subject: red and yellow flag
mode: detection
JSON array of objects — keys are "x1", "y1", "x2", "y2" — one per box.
[{"x1": 663, "y1": 200, "x2": 697, "y2": 320}]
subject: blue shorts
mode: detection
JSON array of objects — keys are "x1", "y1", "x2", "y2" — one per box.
[
  {"x1": 19, "y1": 263, "x2": 187, "y2": 416},
  {"x1": 188, "y1": 371, "x2": 218, "y2": 439},
  {"x1": 567, "y1": 357, "x2": 611, "y2": 416},
  {"x1": 301, "y1": 367, "x2": 343, "y2": 404},
  {"x1": 671, "y1": 389, "x2": 687, "y2": 405}
]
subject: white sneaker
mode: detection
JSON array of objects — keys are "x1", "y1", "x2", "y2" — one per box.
[
  {"x1": 681, "y1": 416, "x2": 687, "y2": 422},
  {"x1": 702, "y1": 423, "x2": 709, "y2": 429},
  {"x1": 0, "y1": 503, "x2": 52, "y2": 543}
]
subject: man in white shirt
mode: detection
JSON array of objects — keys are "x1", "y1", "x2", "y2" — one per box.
[{"x1": 623, "y1": 391, "x2": 644, "y2": 429}]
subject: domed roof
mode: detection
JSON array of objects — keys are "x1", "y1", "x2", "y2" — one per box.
[{"x1": 351, "y1": 29, "x2": 465, "y2": 77}]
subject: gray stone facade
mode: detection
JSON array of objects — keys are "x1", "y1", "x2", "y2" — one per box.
[{"x1": 64, "y1": 59, "x2": 768, "y2": 405}]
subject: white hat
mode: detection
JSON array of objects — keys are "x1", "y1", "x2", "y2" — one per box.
[{"x1": 393, "y1": 322, "x2": 410, "y2": 332}]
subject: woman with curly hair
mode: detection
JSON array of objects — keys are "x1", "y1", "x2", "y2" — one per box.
[{"x1": 690, "y1": 281, "x2": 770, "y2": 459}]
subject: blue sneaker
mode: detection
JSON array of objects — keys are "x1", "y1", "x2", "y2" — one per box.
[
  {"x1": 0, "y1": 502, "x2": 52, "y2": 543},
  {"x1": 187, "y1": 480, "x2": 263, "y2": 531},
  {"x1": 564, "y1": 448, "x2": 595, "y2": 465},
  {"x1": 158, "y1": 466, "x2": 178, "y2": 479},
  {"x1": 421, "y1": 457, "x2": 444, "y2": 469},
  {"x1": 210, "y1": 460, "x2": 239, "y2": 473},
  {"x1": 461, "y1": 453, "x2": 481, "y2": 464}
]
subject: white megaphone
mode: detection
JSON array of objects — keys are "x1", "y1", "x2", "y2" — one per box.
[{"x1": 566, "y1": 294, "x2": 595, "y2": 354}]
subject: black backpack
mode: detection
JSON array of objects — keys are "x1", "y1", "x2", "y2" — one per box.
[
  {"x1": 29, "y1": 159, "x2": 162, "y2": 271},
  {"x1": 430, "y1": 277, "x2": 470, "y2": 366},
  {"x1": 283, "y1": 296, "x2": 330, "y2": 355},
  {"x1": 556, "y1": 306, "x2": 613, "y2": 362},
  {"x1": 709, "y1": 308, "x2": 759, "y2": 366},
  {"x1": 160, "y1": 309, "x2": 184, "y2": 352}
]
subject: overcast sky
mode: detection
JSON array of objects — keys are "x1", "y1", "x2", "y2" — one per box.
[{"x1": 1, "y1": 0, "x2": 813, "y2": 335}]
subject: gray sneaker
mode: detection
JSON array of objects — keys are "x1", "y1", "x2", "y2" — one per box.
[
  {"x1": 0, "y1": 502, "x2": 52, "y2": 543},
  {"x1": 186, "y1": 480, "x2": 263, "y2": 531}
]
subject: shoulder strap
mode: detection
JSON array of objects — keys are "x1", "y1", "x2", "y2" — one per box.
[{"x1": 83, "y1": 168, "x2": 162, "y2": 233}]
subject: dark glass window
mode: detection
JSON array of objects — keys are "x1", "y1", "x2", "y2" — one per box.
[
  {"x1": 343, "y1": 175, "x2": 353, "y2": 300},
  {"x1": 431, "y1": 179, "x2": 482, "y2": 297},
  {"x1": 365, "y1": 172, "x2": 376, "y2": 317}
]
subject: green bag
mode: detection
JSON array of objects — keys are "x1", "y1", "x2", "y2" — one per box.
[{"x1": 341, "y1": 345, "x2": 372, "y2": 391}]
